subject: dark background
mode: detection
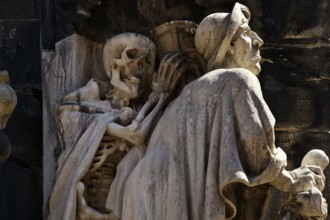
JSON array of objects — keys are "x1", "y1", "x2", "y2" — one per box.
[{"x1": 0, "y1": 0, "x2": 329, "y2": 219}]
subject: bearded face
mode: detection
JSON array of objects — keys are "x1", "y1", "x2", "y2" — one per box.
[{"x1": 228, "y1": 23, "x2": 264, "y2": 76}]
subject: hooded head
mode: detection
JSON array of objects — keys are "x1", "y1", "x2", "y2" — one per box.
[{"x1": 195, "y1": 3, "x2": 252, "y2": 71}]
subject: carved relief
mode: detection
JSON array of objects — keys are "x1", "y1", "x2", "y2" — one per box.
[
  {"x1": 137, "y1": 0, "x2": 192, "y2": 22},
  {"x1": 47, "y1": 32, "x2": 190, "y2": 219},
  {"x1": 60, "y1": 0, "x2": 102, "y2": 18},
  {"x1": 46, "y1": 3, "x2": 328, "y2": 220}
]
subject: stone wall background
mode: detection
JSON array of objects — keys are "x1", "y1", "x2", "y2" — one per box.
[
  {"x1": 0, "y1": 0, "x2": 329, "y2": 219},
  {"x1": 0, "y1": 0, "x2": 43, "y2": 219}
]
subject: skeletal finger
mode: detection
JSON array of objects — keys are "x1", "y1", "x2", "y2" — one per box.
[
  {"x1": 314, "y1": 174, "x2": 325, "y2": 191},
  {"x1": 168, "y1": 54, "x2": 187, "y2": 78},
  {"x1": 308, "y1": 165, "x2": 324, "y2": 176},
  {"x1": 158, "y1": 60, "x2": 172, "y2": 81},
  {"x1": 172, "y1": 59, "x2": 187, "y2": 79},
  {"x1": 158, "y1": 53, "x2": 176, "y2": 73},
  {"x1": 161, "y1": 53, "x2": 185, "y2": 77},
  {"x1": 175, "y1": 54, "x2": 188, "y2": 66},
  {"x1": 162, "y1": 52, "x2": 175, "y2": 61},
  {"x1": 308, "y1": 166, "x2": 326, "y2": 186},
  {"x1": 164, "y1": 58, "x2": 187, "y2": 86},
  {"x1": 169, "y1": 65, "x2": 186, "y2": 89},
  {"x1": 167, "y1": 52, "x2": 185, "y2": 63},
  {"x1": 157, "y1": 63, "x2": 167, "y2": 82}
]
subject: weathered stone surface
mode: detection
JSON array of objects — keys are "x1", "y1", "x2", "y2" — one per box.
[
  {"x1": 41, "y1": 0, "x2": 205, "y2": 49},
  {"x1": 259, "y1": 42, "x2": 330, "y2": 139},
  {"x1": 41, "y1": 0, "x2": 330, "y2": 50},
  {"x1": 4, "y1": 90, "x2": 42, "y2": 164},
  {"x1": 0, "y1": 20, "x2": 41, "y2": 85},
  {"x1": 0, "y1": 89, "x2": 42, "y2": 220},
  {"x1": 195, "y1": 0, "x2": 236, "y2": 8},
  {"x1": 0, "y1": 16, "x2": 42, "y2": 220},
  {"x1": 42, "y1": 34, "x2": 105, "y2": 208},
  {"x1": 0, "y1": 88, "x2": 42, "y2": 220},
  {"x1": 275, "y1": 131, "x2": 330, "y2": 218},
  {"x1": 261, "y1": 0, "x2": 329, "y2": 39},
  {"x1": 0, "y1": 0, "x2": 327, "y2": 219},
  {"x1": 45, "y1": 3, "x2": 329, "y2": 220},
  {"x1": 260, "y1": 43, "x2": 330, "y2": 87},
  {"x1": 0, "y1": 160, "x2": 42, "y2": 220},
  {"x1": 0, "y1": 0, "x2": 39, "y2": 19},
  {"x1": 196, "y1": 0, "x2": 329, "y2": 41},
  {"x1": 262, "y1": 84, "x2": 330, "y2": 131},
  {"x1": 262, "y1": 87, "x2": 315, "y2": 130},
  {"x1": 45, "y1": 32, "x2": 186, "y2": 220}
]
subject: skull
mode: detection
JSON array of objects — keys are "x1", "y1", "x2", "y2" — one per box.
[{"x1": 103, "y1": 33, "x2": 156, "y2": 101}]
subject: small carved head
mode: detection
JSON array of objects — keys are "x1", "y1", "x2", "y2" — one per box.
[
  {"x1": 103, "y1": 33, "x2": 157, "y2": 101},
  {"x1": 195, "y1": 3, "x2": 264, "y2": 75},
  {"x1": 0, "y1": 71, "x2": 17, "y2": 130}
]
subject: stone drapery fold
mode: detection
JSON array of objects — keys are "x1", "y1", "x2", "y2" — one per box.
[
  {"x1": 118, "y1": 68, "x2": 286, "y2": 220},
  {"x1": 47, "y1": 80, "x2": 118, "y2": 220}
]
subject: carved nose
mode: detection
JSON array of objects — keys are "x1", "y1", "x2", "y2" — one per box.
[{"x1": 252, "y1": 32, "x2": 264, "y2": 47}]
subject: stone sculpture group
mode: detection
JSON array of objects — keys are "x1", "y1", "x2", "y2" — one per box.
[{"x1": 47, "y1": 3, "x2": 328, "y2": 220}]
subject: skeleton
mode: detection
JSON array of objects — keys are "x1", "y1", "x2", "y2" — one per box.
[
  {"x1": 46, "y1": 32, "x2": 188, "y2": 220},
  {"x1": 74, "y1": 33, "x2": 187, "y2": 218},
  {"x1": 75, "y1": 34, "x2": 156, "y2": 214},
  {"x1": 86, "y1": 34, "x2": 157, "y2": 172}
]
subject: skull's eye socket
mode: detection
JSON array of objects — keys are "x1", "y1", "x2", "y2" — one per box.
[
  {"x1": 145, "y1": 54, "x2": 153, "y2": 65},
  {"x1": 126, "y1": 49, "x2": 139, "y2": 59}
]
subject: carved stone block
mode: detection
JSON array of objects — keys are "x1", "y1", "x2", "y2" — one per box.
[{"x1": 42, "y1": 34, "x2": 105, "y2": 207}]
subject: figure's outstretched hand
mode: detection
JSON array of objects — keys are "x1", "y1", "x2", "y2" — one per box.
[
  {"x1": 152, "y1": 53, "x2": 187, "y2": 93},
  {"x1": 289, "y1": 165, "x2": 325, "y2": 193}
]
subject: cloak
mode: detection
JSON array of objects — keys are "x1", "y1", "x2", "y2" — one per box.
[
  {"x1": 47, "y1": 79, "x2": 119, "y2": 220},
  {"x1": 119, "y1": 68, "x2": 287, "y2": 220}
]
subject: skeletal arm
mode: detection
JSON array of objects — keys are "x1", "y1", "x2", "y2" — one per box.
[
  {"x1": 106, "y1": 52, "x2": 187, "y2": 146},
  {"x1": 106, "y1": 92, "x2": 169, "y2": 146}
]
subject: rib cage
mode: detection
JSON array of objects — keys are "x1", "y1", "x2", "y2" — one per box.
[{"x1": 82, "y1": 135, "x2": 129, "y2": 213}]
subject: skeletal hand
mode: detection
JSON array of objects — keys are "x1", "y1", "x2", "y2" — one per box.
[
  {"x1": 147, "y1": 91, "x2": 161, "y2": 104},
  {"x1": 152, "y1": 53, "x2": 187, "y2": 93},
  {"x1": 127, "y1": 93, "x2": 169, "y2": 146},
  {"x1": 118, "y1": 107, "x2": 134, "y2": 125},
  {"x1": 289, "y1": 165, "x2": 325, "y2": 193}
]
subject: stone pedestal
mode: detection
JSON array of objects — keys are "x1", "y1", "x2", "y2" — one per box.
[{"x1": 42, "y1": 34, "x2": 106, "y2": 208}]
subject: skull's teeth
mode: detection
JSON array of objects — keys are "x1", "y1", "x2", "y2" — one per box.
[{"x1": 124, "y1": 76, "x2": 140, "y2": 85}]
